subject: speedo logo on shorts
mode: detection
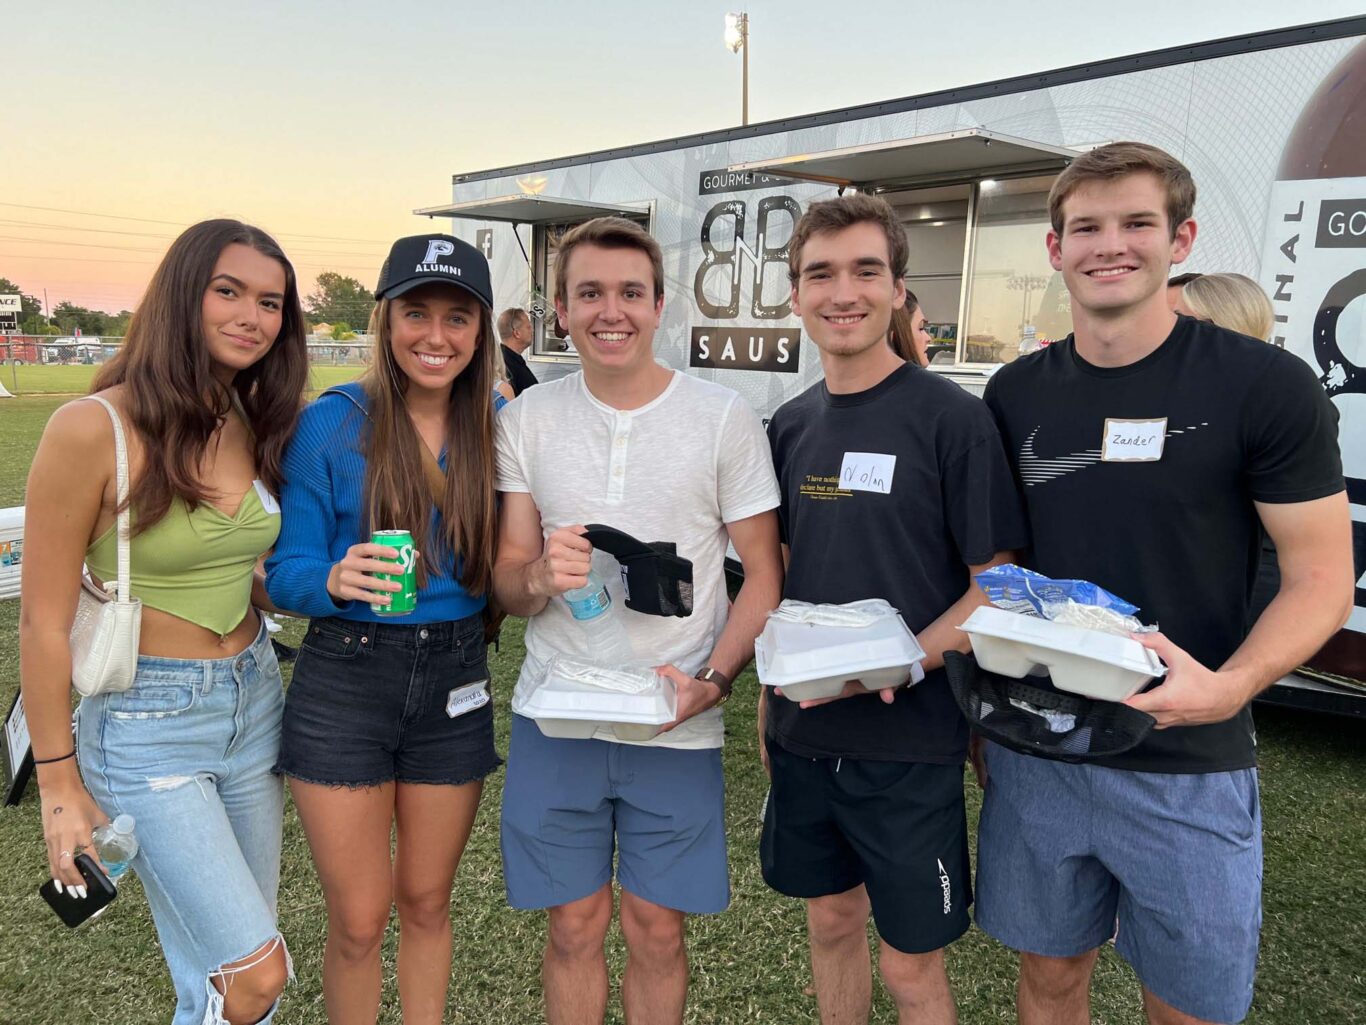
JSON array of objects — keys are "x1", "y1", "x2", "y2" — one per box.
[{"x1": 937, "y1": 858, "x2": 952, "y2": 914}]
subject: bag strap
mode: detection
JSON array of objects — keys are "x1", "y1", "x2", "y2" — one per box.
[{"x1": 86, "y1": 396, "x2": 132, "y2": 602}]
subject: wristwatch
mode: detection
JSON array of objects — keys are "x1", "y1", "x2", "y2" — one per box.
[{"x1": 695, "y1": 667, "x2": 733, "y2": 705}]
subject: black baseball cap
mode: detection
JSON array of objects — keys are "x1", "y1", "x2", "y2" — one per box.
[{"x1": 375, "y1": 233, "x2": 493, "y2": 309}]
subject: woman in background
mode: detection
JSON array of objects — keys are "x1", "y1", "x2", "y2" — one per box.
[
  {"x1": 1174, "y1": 272, "x2": 1275, "y2": 341},
  {"x1": 889, "y1": 289, "x2": 933, "y2": 366}
]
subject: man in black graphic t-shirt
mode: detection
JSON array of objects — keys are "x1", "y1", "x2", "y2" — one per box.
[
  {"x1": 977, "y1": 143, "x2": 1351, "y2": 1025},
  {"x1": 763, "y1": 194, "x2": 1027, "y2": 1025}
]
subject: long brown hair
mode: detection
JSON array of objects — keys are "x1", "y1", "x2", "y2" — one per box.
[
  {"x1": 888, "y1": 290, "x2": 924, "y2": 366},
  {"x1": 360, "y1": 294, "x2": 498, "y2": 596},
  {"x1": 93, "y1": 219, "x2": 309, "y2": 531}
]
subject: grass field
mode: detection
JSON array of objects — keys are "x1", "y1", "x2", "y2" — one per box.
[
  {"x1": 1, "y1": 362, "x2": 362, "y2": 396},
  {"x1": 1, "y1": 389, "x2": 1364, "y2": 1023}
]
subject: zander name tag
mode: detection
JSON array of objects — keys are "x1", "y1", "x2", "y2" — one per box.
[
  {"x1": 447, "y1": 680, "x2": 490, "y2": 718},
  {"x1": 1101, "y1": 418, "x2": 1167, "y2": 462},
  {"x1": 839, "y1": 452, "x2": 896, "y2": 495}
]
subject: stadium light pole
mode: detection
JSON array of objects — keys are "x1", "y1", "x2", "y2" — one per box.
[{"x1": 724, "y1": 12, "x2": 749, "y2": 125}]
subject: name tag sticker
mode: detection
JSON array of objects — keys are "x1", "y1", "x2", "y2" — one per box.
[
  {"x1": 839, "y1": 452, "x2": 896, "y2": 495},
  {"x1": 446, "y1": 680, "x2": 490, "y2": 719},
  {"x1": 1101, "y1": 418, "x2": 1168, "y2": 462},
  {"x1": 252, "y1": 479, "x2": 281, "y2": 515}
]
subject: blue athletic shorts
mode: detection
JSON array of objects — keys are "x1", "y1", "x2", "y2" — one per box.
[
  {"x1": 975, "y1": 741, "x2": 1262, "y2": 1024},
  {"x1": 500, "y1": 714, "x2": 729, "y2": 914}
]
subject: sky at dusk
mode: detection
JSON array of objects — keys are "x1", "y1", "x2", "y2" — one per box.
[{"x1": 8, "y1": 1, "x2": 1364, "y2": 314}]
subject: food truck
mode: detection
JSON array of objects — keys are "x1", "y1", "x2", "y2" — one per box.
[{"x1": 414, "y1": 16, "x2": 1366, "y2": 712}]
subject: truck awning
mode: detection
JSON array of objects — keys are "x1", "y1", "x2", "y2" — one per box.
[
  {"x1": 413, "y1": 194, "x2": 650, "y2": 224},
  {"x1": 727, "y1": 129, "x2": 1080, "y2": 190}
]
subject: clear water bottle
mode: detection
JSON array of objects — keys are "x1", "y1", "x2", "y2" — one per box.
[
  {"x1": 92, "y1": 814, "x2": 139, "y2": 884},
  {"x1": 563, "y1": 570, "x2": 634, "y2": 668}
]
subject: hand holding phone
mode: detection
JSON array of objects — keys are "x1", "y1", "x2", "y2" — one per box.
[{"x1": 39, "y1": 853, "x2": 117, "y2": 928}]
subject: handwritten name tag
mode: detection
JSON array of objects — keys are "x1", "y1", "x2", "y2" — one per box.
[
  {"x1": 1101, "y1": 418, "x2": 1168, "y2": 462},
  {"x1": 839, "y1": 452, "x2": 896, "y2": 495},
  {"x1": 447, "y1": 680, "x2": 490, "y2": 719}
]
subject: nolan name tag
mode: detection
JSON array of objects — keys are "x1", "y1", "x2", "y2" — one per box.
[
  {"x1": 1101, "y1": 418, "x2": 1167, "y2": 462},
  {"x1": 447, "y1": 680, "x2": 490, "y2": 718},
  {"x1": 839, "y1": 452, "x2": 896, "y2": 495}
]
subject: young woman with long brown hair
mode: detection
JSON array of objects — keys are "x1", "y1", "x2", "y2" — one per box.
[
  {"x1": 20, "y1": 219, "x2": 309, "y2": 1025},
  {"x1": 265, "y1": 233, "x2": 502, "y2": 1025},
  {"x1": 888, "y1": 289, "x2": 933, "y2": 366}
]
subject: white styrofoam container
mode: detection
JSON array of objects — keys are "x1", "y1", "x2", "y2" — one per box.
[
  {"x1": 0, "y1": 506, "x2": 24, "y2": 601},
  {"x1": 523, "y1": 661, "x2": 678, "y2": 742},
  {"x1": 755, "y1": 601, "x2": 927, "y2": 701},
  {"x1": 958, "y1": 605, "x2": 1165, "y2": 702}
]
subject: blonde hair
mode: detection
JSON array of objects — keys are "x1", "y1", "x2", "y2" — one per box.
[{"x1": 1181, "y1": 273, "x2": 1274, "y2": 341}]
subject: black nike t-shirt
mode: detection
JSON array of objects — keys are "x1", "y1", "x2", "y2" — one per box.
[
  {"x1": 767, "y1": 363, "x2": 1030, "y2": 763},
  {"x1": 984, "y1": 316, "x2": 1343, "y2": 773}
]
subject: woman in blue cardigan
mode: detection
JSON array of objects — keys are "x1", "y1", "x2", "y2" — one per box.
[{"x1": 266, "y1": 233, "x2": 502, "y2": 1025}]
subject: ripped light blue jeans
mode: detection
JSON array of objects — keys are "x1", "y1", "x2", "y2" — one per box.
[{"x1": 76, "y1": 619, "x2": 290, "y2": 1025}]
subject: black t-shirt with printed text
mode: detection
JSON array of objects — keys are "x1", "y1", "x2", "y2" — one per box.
[
  {"x1": 767, "y1": 363, "x2": 1030, "y2": 764},
  {"x1": 984, "y1": 316, "x2": 1343, "y2": 773}
]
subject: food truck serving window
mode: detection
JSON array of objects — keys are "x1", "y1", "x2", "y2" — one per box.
[
  {"x1": 727, "y1": 129, "x2": 1081, "y2": 368},
  {"x1": 960, "y1": 175, "x2": 1068, "y2": 365}
]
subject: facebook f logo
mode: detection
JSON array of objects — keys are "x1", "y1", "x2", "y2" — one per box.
[{"x1": 422, "y1": 239, "x2": 456, "y2": 264}]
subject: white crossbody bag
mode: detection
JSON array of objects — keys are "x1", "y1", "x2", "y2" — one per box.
[{"x1": 69, "y1": 396, "x2": 142, "y2": 697}]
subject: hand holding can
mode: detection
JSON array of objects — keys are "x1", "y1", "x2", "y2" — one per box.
[
  {"x1": 325, "y1": 533, "x2": 417, "y2": 613},
  {"x1": 369, "y1": 530, "x2": 418, "y2": 616}
]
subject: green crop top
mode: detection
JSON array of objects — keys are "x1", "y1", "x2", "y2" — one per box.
[{"x1": 85, "y1": 480, "x2": 281, "y2": 637}]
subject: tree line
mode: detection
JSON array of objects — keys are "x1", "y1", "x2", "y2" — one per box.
[{"x1": 0, "y1": 272, "x2": 376, "y2": 339}]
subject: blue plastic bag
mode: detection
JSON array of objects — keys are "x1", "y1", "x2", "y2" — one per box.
[{"x1": 974, "y1": 564, "x2": 1140, "y2": 619}]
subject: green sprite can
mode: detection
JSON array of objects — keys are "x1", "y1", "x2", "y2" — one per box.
[{"x1": 370, "y1": 529, "x2": 417, "y2": 616}]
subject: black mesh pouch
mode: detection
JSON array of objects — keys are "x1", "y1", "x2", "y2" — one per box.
[
  {"x1": 944, "y1": 651, "x2": 1156, "y2": 763},
  {"x1": 583, "y1": 524, "x2": 694, "y2": 618}
]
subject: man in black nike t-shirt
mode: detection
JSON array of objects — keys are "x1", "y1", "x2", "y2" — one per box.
[{"x1": 977, "y1": 142, "x2": 1352, "y2": 1025}]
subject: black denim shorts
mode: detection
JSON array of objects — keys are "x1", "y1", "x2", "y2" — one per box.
[{"x1": 277, "y1": 614, "x2": 501, "y2": 788}]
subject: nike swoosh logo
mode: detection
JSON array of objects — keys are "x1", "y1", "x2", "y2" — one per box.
[{"x1": 1018, "y1": 423, "x2": 1209, "y2": 486}]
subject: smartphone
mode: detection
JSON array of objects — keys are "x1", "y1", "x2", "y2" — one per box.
[{"x1": 39, "y1": 853, "x2": 117, "y2": 928}]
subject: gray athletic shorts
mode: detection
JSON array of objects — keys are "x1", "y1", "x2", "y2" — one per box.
[
  {"x1": 500, "y1": 714, "x2": 729, "y2": 914},
  {"x1": 975, "y1": 741, "x2": 1262, "y2": 1024}
]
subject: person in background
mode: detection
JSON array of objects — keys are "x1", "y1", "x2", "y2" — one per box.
[
  {"x1": 1174, "y1": 272, "x2": 1275, "y2": 341},
  {"x1": 888, "y1": 289, "x2": 933, "y2": 366},
  {"x1": 1165, "y1": 270, "x2": 1203, "y2": 311},
  {"x1": 21, "y1": 219, "x2": 309, "y2": 1025},
  {"x1": 266, "y1": 233, "x2": 503, "y2": 1025},
  {"x1": 496, "y1": 307, "x2": 541, "y2": 396}
]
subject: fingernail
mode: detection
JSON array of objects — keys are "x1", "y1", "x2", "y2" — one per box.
[
  {"x1": 75, "y1": 885, "x2": 87, "y2": 900},
  {"x1": 55, "y1": 880, "x2": 63, "y2": 894}
]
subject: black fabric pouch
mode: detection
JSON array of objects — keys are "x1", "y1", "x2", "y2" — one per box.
[
  {"x1": 583, "y1": 524, "x2": 694, "y2": 618},
  {"x1": 944, "y1": 651, "x2": 1156, "y2": 763}
]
